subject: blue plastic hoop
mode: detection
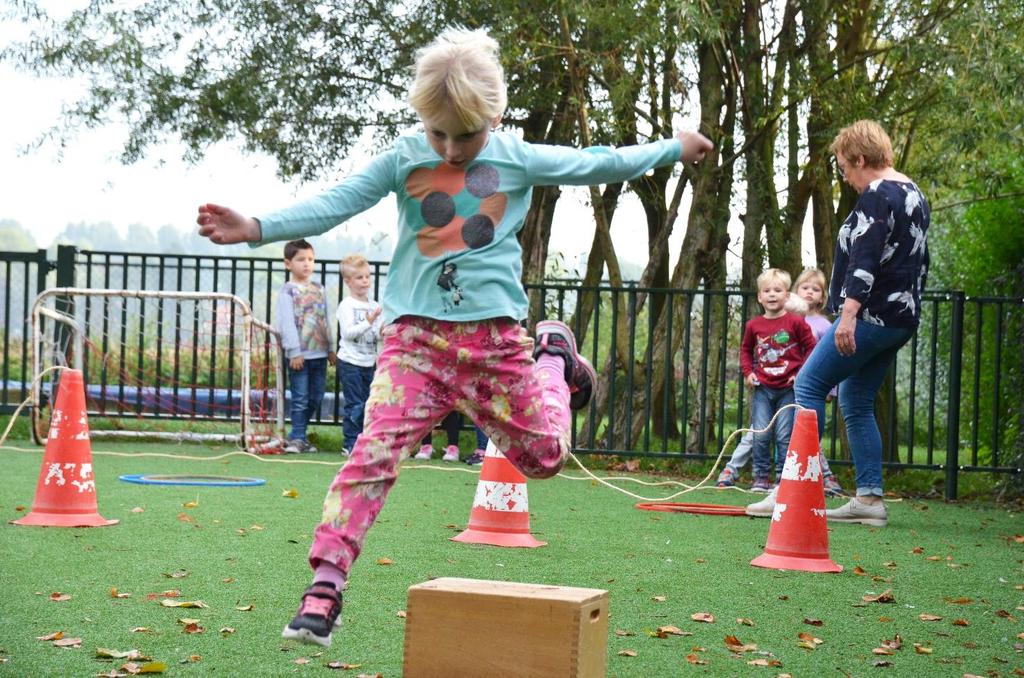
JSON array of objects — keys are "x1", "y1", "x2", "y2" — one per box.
[{"x1": 119, "y1": 474, "x2": 266, "y2": 487}]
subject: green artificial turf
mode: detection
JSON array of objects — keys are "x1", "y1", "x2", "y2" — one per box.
[{"x1": 0, "y1": 439, "x2": 1021, "y2": 677}]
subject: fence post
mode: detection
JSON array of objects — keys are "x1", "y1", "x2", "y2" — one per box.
[
  {"x1": 944, "y1": 290, "x2": 965, "y2": 500},
  {"x1": 54, "y1": 245, "x2": 78, "y2": 364}
]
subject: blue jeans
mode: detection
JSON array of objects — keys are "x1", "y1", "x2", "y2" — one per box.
[
  {"x1": 287, "y1": 357, "x2": 327, "y2": 441},
  {"x1": 794, "y1": 319, "x2": 913, "y2": 497},
  {"x1": 750, "y1": 385, "x2": 795, "y2": 478},
  {"x1": 474, "y1": 425, "x2": 488, "y2": 450},
  {"x1": 339, "y1": 361, "x2": 376, "y2": 450}
]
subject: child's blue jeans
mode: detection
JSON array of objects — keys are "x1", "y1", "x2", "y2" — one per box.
[
  {"x1": 339, "y1": 361, "x2": 376, "y2": 450},
  {"x1": 288, "y1": 357, "x2": 327, "y2": 441},
  {"x1": 750, "y1": 385, "x2": 795, "y2": 478}
]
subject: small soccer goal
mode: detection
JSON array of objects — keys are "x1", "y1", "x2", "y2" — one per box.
[{"x1": 31, "y1": 288, "x2": 286, "y2": 451}]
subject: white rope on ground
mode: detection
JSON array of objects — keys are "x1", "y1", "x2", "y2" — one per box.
[{"x1": 557, "y1": 403, "x2": 806, "y2": 502}]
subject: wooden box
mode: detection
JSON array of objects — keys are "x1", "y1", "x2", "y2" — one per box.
[{"x1": 402, "y1": 577, "x2": 609, "y2": 678}]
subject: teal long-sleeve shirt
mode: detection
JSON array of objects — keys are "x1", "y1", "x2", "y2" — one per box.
[{"x1": 257, "y1": 131, "x2": 683, "y2": 324}]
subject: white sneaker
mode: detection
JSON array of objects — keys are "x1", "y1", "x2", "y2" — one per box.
[
  {"x1": 825, "y1": 497, "x2": 887, "y2": 527},
  {"x1": 745, "y1": 487, "x2": 778, "y2": 517},
  {"x1": 414, "y1": 444, "x2": 433, "y2": 460},
  {"x1": 442, "y1": 445, "x2": 460, "y2": 462}
]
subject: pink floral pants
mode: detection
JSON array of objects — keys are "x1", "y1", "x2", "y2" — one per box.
[{"x1": 309, "y1": 317, "x2": 571, "y2": 575}]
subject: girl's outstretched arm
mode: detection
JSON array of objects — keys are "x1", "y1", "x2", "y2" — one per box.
[{"x1": 676, "y1": 130, "x2": 714, "y2": 164}]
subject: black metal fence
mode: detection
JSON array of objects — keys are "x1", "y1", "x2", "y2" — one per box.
[{"x1": 1, "y1": 245, "x2": 1020, "y2": 497}]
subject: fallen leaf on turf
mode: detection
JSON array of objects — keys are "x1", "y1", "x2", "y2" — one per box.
[
  {"x1": 282, "y1": 488, "x2": 298, "y2": 498},
  {"x1": 883, "y1": 561, "x2": 897, "y2": 569},
  {"x1": 236, "y1": 528, "x2": 247, "y2": 536},
  {"x1": 913, "y1": 643, "x2": 932, "y2": 654},
  {"x1": 1017, "y1": 632, "x2": 1024, "y2": 640},
  {"x1": 863, "y1": 589, "x2": 895, "y2": 603},
  {"x1": 131, "y1": 507, "x2": 144, "y2": 513},
  {"x1": 376, "y1": 557, "x2": 393, "y2": 565},
  {"x1": 326, "y1": 662, "x2": 362, "y2": 669},
  {"x1": 853, "y1": 566, "x2": 868, "y2": 576},
  {"x1": 944, "y1": 596, "x2": 972, "y2": 604},
  {"x1": 617, "y1": 649, "x2": 637, "y2": 657},
  {"x1": 396, "y1": 610, "x2": 407, "y2": 618},
  {"x1": 878, "y1": 616, "x2": 892, "y2": 622},
  {"x1": 911, "y1": 546, "x2": 924, "y2": 554},
  {"x1": 147, "y1": 590, "x2": 180, "y2": 600},
  {"x1": 798, "y1": 632, "x2": 823, "y2": 647},
  {"x1": 652, "y1": 595, "x2": 666, "y2": 602},
  {"x1": 186, "y1": 655, "x2": 201, "y2": 662},
  {"x1": 996, "y1": 609, "x2": 1017, "y2": 620},
  {"x1": 136, "y1": 662, "x2": 166, "y2": 674},
  {"x1": 803, "y1": 618, "x2": 823, "y2": 626},
  {"x1": 177, "y1": 618, "x2": 200, "y2": 625},
  {"x1": 129, "y1": 628, "x2": 152, "y2": 634},
  {"x1": 295, "y1": 657, "x2": 310, "y2": 665},
  {"x1": 778, "y1": 595, "x2": 789, "y2": 600},
  {"x1": 50, "y1": 592, "x2": 71, "y2": 602},
  {"x1": 953, "y1": 619, "x2": 970, "y2": 626},
  {"x1": 235, "y1": 604, "x2": 254, "y2": 611},
  {"x1": 222, "y1": 578, "x2": 235, "y2": 584},
  {"x1": 96, "y1": 671, "x2": 127, "y2": 678},
  {"x1": 110, "y1": 588, "x2": 132, "y2": 598},
  {"x1": 614, "y1": 629, "x2": 635, "y2": 637},
  {"x1": 181, "y1": 623, "x2": 203, "y2": 634},
  {"x1": 919, "y1": 613, "x2": 943, "y2": 621},
  {"x1": 162, "y1": 570, "x2": 189, "y2": 579},
  {"x1": 691, "y1": 612, "x2": 715, "y2": 623},
  {"x1": 182, "y1": 500, "x2": 198, "y2": 509},
  {"x1": 354, "y1": 673, "x2": 383, "y2": 678},
  {"x1": 53, "y1": 637, "x2": 83, "y2": 648},
  {"x1": 37, "y1": 631, "x2": 64, "y2": 641},
  {"x1": 160, "y1": 600, "x2": 207, "y2": 608},
  {"x1": 873, "y1": 660, "x2": 893, "y2": 667},
  {"x1": 872, "y1": 647, "x2": 895, "y2": 655},
  {"x1": 747, "y1": 658, "x2": 781, "y2": 666},
  {"x1": 737, "y1": 618, "x2": 754, "y2": 626},
  {"x1": 724, "y1": 635, "x2": 757, "y2": 652},
  {"x1": 96, "y1": 649, "x2": 150, "y2": 660},
  {"x1": 219, "y1": 628, "x2": 235, "y2": 635},
  {"x1": 649, "y1": 625, "x2": 688, "y2": 638},
  {"x1": 177, "y1": 513, "x2": 192, "y2": 523},
  {"x1": 684, "y1": 653, "x2": 705, "y2": 664}
]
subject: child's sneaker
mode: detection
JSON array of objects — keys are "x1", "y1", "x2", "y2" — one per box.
[
  {"x1": 534, "y1": 320, "x2": 596, "y2": 410},
  {"x1": 285, "y1": 439, "x2": 317, "y2": 454},
  {"x1": 414, "y1": 444, "x2": 433, "y2": 460},
  {"x1": 716, "y1": 467, "x2": 735, "y2": 488},
  {"x1": 823, "y1": 474, "x2": 846, "y2": 497},
  {"x1": 750, "y1": 475, "x2": 771, "y2": 493},
  {"x1": 464, "y1": 449, "x2": 485, "y2": 466},
  {"x1": 281, "y1": 583, "x2": 343, "y2": 647},
  {"x1": 442, "y1": 445, "x2": 460, "y2": 462}
]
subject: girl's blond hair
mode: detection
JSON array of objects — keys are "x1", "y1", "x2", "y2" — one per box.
[
  {"x1": 408, "y1": 28, "x2": 507, "y2": 130},
  {"x1": 830, "y1": 120, "x2": 894, "y2": 169},
  {"x1": 340, "y1": 254, "x2": 369, "y2": 280},
  {"x1": 793, "y1": 268, "x2": 828, "y2": 312}
]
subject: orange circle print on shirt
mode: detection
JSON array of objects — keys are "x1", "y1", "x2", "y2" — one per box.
[{"x1": 405, "y1": 161, "x2": 508, "y2": 258}]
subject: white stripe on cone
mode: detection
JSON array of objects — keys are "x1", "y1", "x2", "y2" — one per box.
[
  {"x1": 472, "y1": 480, "x2": 529, "y2": 512},
  {"x1": 484, "y1": 440, "x2": 504, "y2": 458}
]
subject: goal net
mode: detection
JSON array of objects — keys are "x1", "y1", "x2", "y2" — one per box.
[{"x1": 31, "y1": 288, "x2": 285, "y2": 451}]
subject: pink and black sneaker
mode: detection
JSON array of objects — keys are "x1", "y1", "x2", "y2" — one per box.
[
  {"x1": 534, "y1": 320, "x2": 596, "y2": 410},
  {"x1": 281, "y1": 583, "x2": 343, "y2": 647}
]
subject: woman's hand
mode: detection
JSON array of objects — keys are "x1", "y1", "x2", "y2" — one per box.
[
  {"x1": 197, "y1": 203, "x2": 262, "y2": 244},
  {"x1": 835, "y1": 299, "x2": 862, "y2": 356}
]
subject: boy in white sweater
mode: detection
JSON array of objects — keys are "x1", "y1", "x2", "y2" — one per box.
[{"x1": 336, "y1": 254, "x2": 384, "y2": 453}]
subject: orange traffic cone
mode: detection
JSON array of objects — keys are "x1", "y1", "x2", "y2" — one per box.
[
  {"x1": 12, "y1": 369, "x2": 118, "y2": 528},
  {"x1": 450, "y1": 441, "x2": 545, "y2": 548},
  {"x1": 750, "y1": 408, "x2": 840, "y2": 573}
]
